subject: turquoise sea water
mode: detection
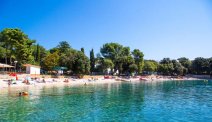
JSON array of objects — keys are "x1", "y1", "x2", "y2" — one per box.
[{"x1": 0, "y1": 80, "x2": 211, "y2": 122}]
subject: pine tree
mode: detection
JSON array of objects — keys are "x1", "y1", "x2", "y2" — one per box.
[
  {"x1": 36, "y1": 44, "x2": 41, "y2": 65},
  {"x1": 90, "y1": 49, "x2": 95, "y2": 73},
  {"x1": 81, "y1": 47, "x2": 85, "y2": 54}
]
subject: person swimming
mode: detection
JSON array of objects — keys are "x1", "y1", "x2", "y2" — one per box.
[{"x1": 19, "y1": 91, "x2": 29, "y2": 96}]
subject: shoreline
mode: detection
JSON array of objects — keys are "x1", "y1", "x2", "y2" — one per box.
[
  {"x1": 0, "y1": 78, "x2": 121, "y2": 90},
  {"x1": 0, "y1": 77, "x2": 210, "y2": 96},
  {"x1": 0, "y1": 76, "x2": 207, "y2": 90}
]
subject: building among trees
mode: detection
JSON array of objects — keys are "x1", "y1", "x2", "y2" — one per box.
[{"x1": 24, "y1": 64, "x2": 40, "y2": 75}]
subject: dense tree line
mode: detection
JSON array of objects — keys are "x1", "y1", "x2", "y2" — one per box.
[
  {"x1": 0, "y1": 28, "x2": 90, "y2": 75},
  {"x1": 0, "y1": 28, "x2": 211, "y2": 76},
  {"x1": 144, "y1": 57, "x2": 212, "y2": 76}
]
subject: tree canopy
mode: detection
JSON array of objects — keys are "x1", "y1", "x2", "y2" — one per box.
[
  {"x1": 90, "y1": 49, "x2": 95, "y2": 73},
  {"x1": 0, "y1": 28, "x2": 35, "y2": 65},
  {"x1": 0, "y1": 28, "x2": 211, "y2": 76},
  {"x1": 42, "y1": 51, "x2": 59, "y2": 71},
  {"x1": 192, "y1": 57, "x2": 210, "y2": 74},
  {"x1": 143, "y1": 60, "x2": 158, "y2": 73},
  {"x1": 132, "y1": 49, "x2": 144, "y2": 73},
  {"x1": 100, "y1": 43, "x2": 144, "y2": 75}
]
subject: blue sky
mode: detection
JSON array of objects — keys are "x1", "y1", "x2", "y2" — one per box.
[{"x1": 0, "y1": 0, "x2": 212, "y2": 60}]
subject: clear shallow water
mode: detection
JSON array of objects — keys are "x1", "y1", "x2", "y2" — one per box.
[{"x1": 0, "y1": 80, "x2": 212, "y2": 122}]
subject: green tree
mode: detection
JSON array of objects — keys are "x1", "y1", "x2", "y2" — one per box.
[
  {"x1": 143, "y1": 60, "x2": 158, "y2": 73},
  {"x1": 132, "y1": 49, "x2": 144, "y2": 73},
  {"x1": 192, "y1": 57, "x2": 209, "y2": 74},
  {"x1": 72, "y1": 51, "x2": 90, "y2": 75},
  {"x1": 117, "y1": 55, "x2": 134, "y2": 74},
  {"x1": 81, "y1": 47, "x2": 85, "y2": 54},
  {"x1": 35, "y1": 44, "x2": 40, "y2": 64},
  {"x1": 57, "y1": 41, "x2": 71, "y2": 54},
  {"x1": 100, "y1": 43, "x2": 132, "y2": 74},
  {"x1": 90, "y1": 49, "x2": 95, "y2": 73},
  {"x1": 0, "y1": 28, "x2": 35, "y2": 65},
  {"x1": 158, "y1": 58, "x2": 174, "y2": 75},
  {"x1": 59, "y1": 49, "x2": 90, "y2": 75},
  {"x1": 0, "y1": 46, "x2": 6, "y2": 62},
  {"x1": 172, "y1": 60, "x2": 184, "y2": 75},
  {"x1": 43, "y1": 52, "x2": 59, "y2": 71},
  {"x1": 59, "y1": 49, "x2": 76, "y2": 70},
  {"x1": 102, "y1": 59, "x2": 114, "y2": 73},
  {"x1": 49, "y1": 47, "x2": 59, "y2": 54},
  {"x1": 129, "y1": 64, "x2": 138, "y2": 74},
  {"x1": 100, "y1": 43, "x2": 124, "y2": 61},
  {"x1": 53, "y1": 41, "x2": 72, "y2": 68},
  {"x1": 39, "y1": 45, "x2": 48, "y2": 67},
  {"x1": 178, "y1": 57, "x2": 191, "y2": 74},
  {"x1": 32, "y1": 44, "x2": 48, "y2": 67},
  {"x1": 209, "y1": 58, "x2": 212, "y2": 75}
]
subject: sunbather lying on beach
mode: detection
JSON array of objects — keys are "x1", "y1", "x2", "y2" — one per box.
[
  {"x1": 8, "y1": 80, "x2": 11, "y2": 85},
  {"x1": 23, "y1": 80, "x2": 30, "y2": 85},
  {"x1": 64, "y1": 79, "x2": 69, "y2": 83}
]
